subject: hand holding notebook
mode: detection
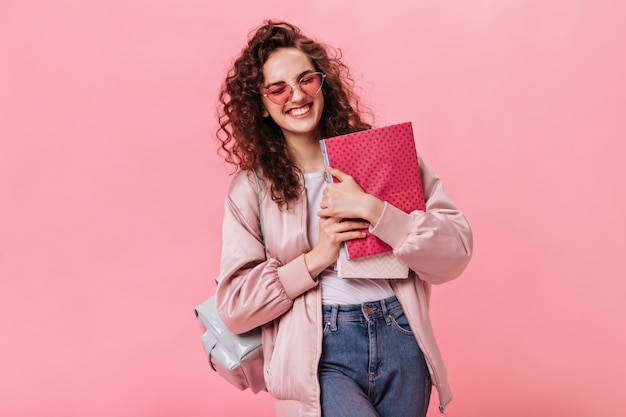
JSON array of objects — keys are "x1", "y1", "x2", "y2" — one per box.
[{"x1": 319, "y1": 121, "x2": 425, "y2": 278}]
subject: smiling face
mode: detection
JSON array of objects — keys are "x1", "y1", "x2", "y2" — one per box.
[{"x1": 260, "y1": 48, "x2": 325, "y2": 145}]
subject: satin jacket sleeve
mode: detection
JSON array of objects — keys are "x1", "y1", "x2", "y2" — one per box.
[
  {"x1": 215, "y1": 170, "x2": 317, "y2": 334},
  {"x1": 370, "y1": 157, "x2": 473, "y2": 284}
]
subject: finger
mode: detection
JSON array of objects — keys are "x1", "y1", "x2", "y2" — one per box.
[
  {"x1": 350, "y1": 220, "x2": 370, "y2": 230},
  {"x1": 334, "y1": 220, "x2": 370, "y2": 232},
  {"x1": 325, "y1": 167, "x2": 351, "y2": 183},
  {"x1": 338, "y1": 230, "x2": 368, "y2": 241},
  {"x1": 318, "y1": 215, "x2": 340, "y2": 225}
]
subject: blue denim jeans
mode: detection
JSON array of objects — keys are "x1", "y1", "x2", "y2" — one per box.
[{"x1": 319, "y1": 295, "x2": 431, "y2": 417}]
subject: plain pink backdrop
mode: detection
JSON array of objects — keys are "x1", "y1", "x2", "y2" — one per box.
[{"x1": 1, "y1": 1, "x2": 625, "y2": 416}]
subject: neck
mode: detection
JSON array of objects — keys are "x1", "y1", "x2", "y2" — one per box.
[{"x1": 285, "y1": 133, "x2": 325, "y2": 174}]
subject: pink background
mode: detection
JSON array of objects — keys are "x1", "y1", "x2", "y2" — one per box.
[{"x1": 1, "y1": 1, "x2": 625, "y2": 416}]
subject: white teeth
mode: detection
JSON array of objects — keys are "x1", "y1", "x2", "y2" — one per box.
[{"x1": 289, "y1": 105, "x2": 310, "y2": 116}]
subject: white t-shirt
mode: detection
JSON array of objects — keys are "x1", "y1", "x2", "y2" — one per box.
[{"x1": 303, "y1": 171, "x2": 395, "y2": 305}]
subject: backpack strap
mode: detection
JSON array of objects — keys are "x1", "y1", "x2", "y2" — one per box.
[{"x1": 253, "y1": 168, "x2": 265, "y2": 245}]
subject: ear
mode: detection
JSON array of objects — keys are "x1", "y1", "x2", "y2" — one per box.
[{"x1": 262, "y1": 107, "x2": 269, "y2": 117}]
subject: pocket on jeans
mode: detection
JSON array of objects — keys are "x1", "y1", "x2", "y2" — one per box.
[{"x1": 389, "y1": 310, "x2": 414, "y2": 336}]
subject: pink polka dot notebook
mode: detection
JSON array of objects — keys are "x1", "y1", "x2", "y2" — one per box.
[{"x1": 320, "y1": 122, "x2": 425, "y2": 275}]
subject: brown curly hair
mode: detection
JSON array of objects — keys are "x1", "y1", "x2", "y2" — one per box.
[{"x1": 217, "y1": 20, "x2": 372, "y2": 208}]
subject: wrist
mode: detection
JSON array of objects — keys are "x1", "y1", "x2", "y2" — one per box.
[
  {"x1": 304, "y1": 249, "x2": 328, "y2": 281},
  {"x1": 363, "y1": 195, "x2": 385, "y2": 226}
]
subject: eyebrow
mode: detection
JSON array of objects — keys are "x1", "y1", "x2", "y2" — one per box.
[{"x1": 264, "y1": 69, "x2": 316, "y2": 88}]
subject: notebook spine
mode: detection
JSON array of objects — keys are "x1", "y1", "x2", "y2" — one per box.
[{"x1": 320, "y1": 139, "x2": 351, "y2": 260}]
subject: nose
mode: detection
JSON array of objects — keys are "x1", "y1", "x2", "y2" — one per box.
[{"x1": 289, "y1": 83, "x2": 306, "y2": 102}]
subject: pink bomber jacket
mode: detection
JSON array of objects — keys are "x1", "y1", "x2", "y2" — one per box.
[{"x1": 216, "y1": 159, "x2": 473, "y2": 417}]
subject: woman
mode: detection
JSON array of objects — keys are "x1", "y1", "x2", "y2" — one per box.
[{"x1": 215, "y1": 20, "x2": 473, "y2": 417}]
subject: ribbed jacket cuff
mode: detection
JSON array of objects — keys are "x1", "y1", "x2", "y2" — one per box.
[
  {"x1": 369, "y1": 202, "x2": 416, "y2": 250},
  {"x1": 277, "y1": 253, "x2": 318, "y2": 300}
]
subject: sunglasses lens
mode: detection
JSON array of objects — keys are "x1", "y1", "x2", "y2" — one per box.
[
  {"x1": 299, "y1": 73, "x2": 323, "y2": 96},
  {"x1": 265, "y1": 85, "x2": 291, "y2": 104}
]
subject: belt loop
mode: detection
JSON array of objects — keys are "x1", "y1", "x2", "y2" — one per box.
[
  {"x1": 381, "y1": 297, "x2": 392, "y2": 325},
  {"x1": 329, "y1": 305, "x2": 338, "y2": 331}
]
